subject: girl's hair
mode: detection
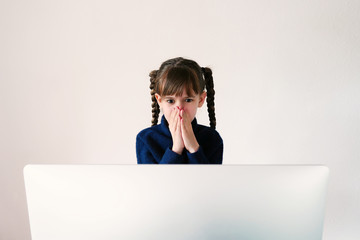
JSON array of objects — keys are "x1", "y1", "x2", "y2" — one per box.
[{"x1": 149, "y1": 57, "x2": 217, "y2": 129}]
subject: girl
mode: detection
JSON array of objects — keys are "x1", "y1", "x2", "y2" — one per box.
[{"x1": 136, "y1": 57, "x2": 223, "y2": 164}]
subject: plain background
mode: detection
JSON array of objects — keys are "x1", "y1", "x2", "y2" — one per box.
[{"x1": 0, "y1": 0, "x2": 359, "y2": 239}]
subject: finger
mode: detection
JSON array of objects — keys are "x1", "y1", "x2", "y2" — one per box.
[
  {"x1": 181, "y1": 110, "x2": 189, "y2": 126},
  {"x1": 169, "y1": 108, "x2": 178, "y2": 126},
  {"x1": 181, "y1": 116, "x2": 188, "y2": 135},
  {"x1": 180, "y1": 118, "x2": 189, "y2": 146},
  {"x1": 171, "y1": 107, "x2": 177, "y2": 119},
  {"x1": 174, "y1": 112, "x2": 178, "y2": 132},
  {"x1": 177, "y1": 116, "x2": 182, "y2": 134},
  {"x1": 182, "y1": 109, "x2": 187, "y2": 118}
]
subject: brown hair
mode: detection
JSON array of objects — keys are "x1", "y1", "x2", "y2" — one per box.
[{"x1": 149, "y1": 57, "x2": 217, "y2": 129}]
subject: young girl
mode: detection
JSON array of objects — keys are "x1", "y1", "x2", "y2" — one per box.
[{"x1": 136, "y1": 57, "x2": 223, "y2": 164}]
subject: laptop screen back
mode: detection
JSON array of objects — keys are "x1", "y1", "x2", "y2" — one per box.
[{"x1": 24, "y1": 165, "x2": 329, "y2": 240}]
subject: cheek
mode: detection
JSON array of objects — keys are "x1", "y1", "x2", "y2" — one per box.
[
  {"x1": 162, "y1": 106, "x2": 176, "y2": 118},
  {"x1": 163, "y1": 106, "x2": 171, "y2": 115},
  {"x1": 184, "y1": 106, "x2": 197, "y2": 117}
]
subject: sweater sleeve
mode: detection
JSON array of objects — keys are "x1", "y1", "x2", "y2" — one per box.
[
  {"x1": 187, "y1": 142, "x2": 223, "y2": 164},
  {"x1": 136, "y1": 135, "x2": 157, "y2": 164},
  {"x1": 187, "y1": 146, "x2": 209, "y2": 164},
  {"x1": 159, "y1": 148, "x2": 186, "y2": 164},
  {"x1": 208, "y1": 141, "x2": 223, "y2": 164},
  {"x1": 136, "y1": 135, "x2": 186, "y2": 164}
]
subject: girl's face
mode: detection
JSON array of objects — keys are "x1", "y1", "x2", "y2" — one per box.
[{"x1": 155, "y1": 89, "x2": 207, "y2": 123}]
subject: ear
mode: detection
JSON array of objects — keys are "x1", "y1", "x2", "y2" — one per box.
[
  {"x1": 198, "y1": 91, "x2": 207, "y2": 108},
  {"x1": 155, "y1": 93, "x2": 162, "y2": 104}
]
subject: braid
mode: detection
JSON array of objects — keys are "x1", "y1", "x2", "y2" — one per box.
[
  {"x1": 202, "y1": 67, "x2": 216, "y2": 129},
  {"x1": 149, "y1": 70, "x2": 160, "y2": 126}
]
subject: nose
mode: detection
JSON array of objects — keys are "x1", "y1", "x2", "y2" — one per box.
[{"x1": 176, "y1": 102, "x2": 184, "y2": 110}]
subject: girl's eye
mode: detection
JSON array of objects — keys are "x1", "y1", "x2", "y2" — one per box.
[
  {"x1": 166, "y1": 99, "x2": 174, "y2": 104},
  {"x1": 185, "y1": 99, "x2": 193, "y2": 103}
]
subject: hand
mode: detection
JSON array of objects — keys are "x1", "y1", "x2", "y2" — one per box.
[
  {"x1": 168, "y1": 107, "x2": 184, "y2": 155},
  {"x1": 180, "y1": 110, "x2": 199, "y2": 153}
]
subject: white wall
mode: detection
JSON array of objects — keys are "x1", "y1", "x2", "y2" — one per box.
[{"x1": 0, "y1": 0, "x2": 359, "y2": 239}]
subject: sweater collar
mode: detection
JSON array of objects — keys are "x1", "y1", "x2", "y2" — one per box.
[{"x1": 160, "y1": 115, "x2": 198, "y2": 137}]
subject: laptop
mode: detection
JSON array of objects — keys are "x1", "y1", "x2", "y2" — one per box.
[{"x1": 24, "y1": 165, "x2": 329, "y2": 240}]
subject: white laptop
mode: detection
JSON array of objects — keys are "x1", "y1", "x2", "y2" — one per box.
[{"x1": 24, "y1": 165, "x2": 329, "y2": 240}]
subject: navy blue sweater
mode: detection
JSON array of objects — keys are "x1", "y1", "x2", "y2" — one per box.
[{"x1": 136, "y1": 116, "x2": 223, "y2": 164}]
